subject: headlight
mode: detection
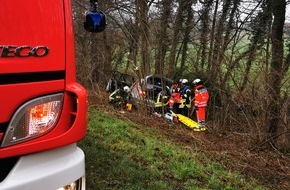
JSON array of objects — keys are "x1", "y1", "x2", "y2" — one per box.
[
  {"x1": 1, "y1": 93, "x2": 63, "y2": 147},
  {"x1": 56, "y1": 177, "x2": 85, "y2": 190}
]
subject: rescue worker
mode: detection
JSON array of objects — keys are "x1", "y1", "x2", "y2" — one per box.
[
  {"x1": 168, "y1": 81, "x2": 181, "y2": 112},
  {"x1": 178, "y1": 79, "x2": 192, "y2": 116},
  {"x1": 109, "y1": 86, "x2": 132, "y2": 109},
  {"x1": 191, "y1": 79, "x2": 209, "y2": 125},
  {"x1": 171, "y1": 81, "x2": 180, "y2": 94}
]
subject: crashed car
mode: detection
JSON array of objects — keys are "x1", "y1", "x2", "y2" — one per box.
[
  {"x1": 130, "y1": 74, "x2": 173, "y2": 109},
  {"x1": 107, "y1": 72, "x2": 173, "y2": 111},
  {"x1": 106, "y1": 70, "x2": 136, "y2": 93}
]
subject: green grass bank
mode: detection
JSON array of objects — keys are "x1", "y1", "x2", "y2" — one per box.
[{"x1": 78, "y1": 109, "x2": 266, "y2": 190}]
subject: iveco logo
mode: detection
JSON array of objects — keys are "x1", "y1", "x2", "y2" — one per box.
[{"x1": 0, "y1": 45, "x2": 49, "y2": 57}]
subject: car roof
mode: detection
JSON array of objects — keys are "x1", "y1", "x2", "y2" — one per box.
[{"x1": 145, "y1": 74, "x2": 173, "y2": 87}]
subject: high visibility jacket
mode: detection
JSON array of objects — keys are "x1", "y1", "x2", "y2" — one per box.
[
  {"x1": 194, "y1": 84, "x2": 209, "y2": 107},
  {"x1": 179, "y1": 85, "x2": 192, "y2": 108},
  {"x1": 168, "y1": 84, "x2": 181, "y2": 108}
]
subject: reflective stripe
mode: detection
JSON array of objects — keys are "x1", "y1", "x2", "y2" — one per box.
[
  {"x1": 179, "y1": 97, "x2": 192, "y2": 108},
  {"x1": 194, "y1": 84, "x2": 209, "y2": 107}
]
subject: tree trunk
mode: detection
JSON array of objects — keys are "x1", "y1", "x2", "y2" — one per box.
[
  {"x1": 155, "y1": 0, "x2": 172, "y2": 75},
  {"x1": 267, "y1": 0, "x2": 286, "y2": 143},
  {"x1": 206, "y1": 0, "x2": 219, "y2": 76},
  {"x1": 210, "y1": 0, "x2": 231, "y2": 106},
  {"x1": 199, "y1": 0, "x2": 213, "y2": 70},
  {"x1": 179, "y1": 0, "x2": 194, "y2": 77},
  {"x1": 167, "y1": 0, "x2": 186, "y2": 77},
  {"x1": 128, "y1": 19, "x2": 139, "y2": 74},
  {"x1": 136, "y1": 0, "x2": 150, "y2": 78}
]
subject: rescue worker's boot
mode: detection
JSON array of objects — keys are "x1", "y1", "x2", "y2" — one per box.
[{"x1": 198, "y1": 120, "x2": 206, "y2": 126}]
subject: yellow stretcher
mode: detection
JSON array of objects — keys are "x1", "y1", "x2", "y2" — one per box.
[{"x1": 175, "y1": 113, "x2": 206, "y2": 132}]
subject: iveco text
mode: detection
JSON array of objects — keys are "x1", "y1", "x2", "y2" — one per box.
[{"x1": 0, "y1": 45, "x2": 49, "y2": 57}]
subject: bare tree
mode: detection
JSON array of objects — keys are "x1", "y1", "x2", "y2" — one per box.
[
  {"x1": 267, "y1": 0, "x2": 287, "y2": 144},
  {"x1": 155, "y1": 0, "x2": 172, "y2": 75},
  {"x1": 199, "y1": 0, "x2": 213, "y2": 71},
  {"x1": 136, "y1": 0, "x2": 152, "y2": 77},
  {"x1": 167, "y1": 0, "x2": 187, "y2": 77},
  {"x1": 206, "y1": 0, "x2": 219, "y2": 76},
  {"x1": 239, "y1": 0, "x2": 271, "y2": 92},
  {"x1": 179, "y1": 0, "x2": 195, "y2": 78}
]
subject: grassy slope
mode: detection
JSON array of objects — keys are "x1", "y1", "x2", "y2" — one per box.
[{"x1": 78, "y1": 109, "x2": 266, "y2": 190}]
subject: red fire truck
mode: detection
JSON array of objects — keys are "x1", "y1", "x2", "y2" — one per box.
[{"x1": 0, "y1": 1, "x2": 88, "y2": 189}]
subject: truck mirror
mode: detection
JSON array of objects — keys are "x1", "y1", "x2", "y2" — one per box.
[{"x1": 84, "y1": 11, "x2": 106, "y2": 33}]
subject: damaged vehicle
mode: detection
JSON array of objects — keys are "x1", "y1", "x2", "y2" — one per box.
[
  {"x1": 107, "y1": 72, "x2": 173, "y2": 111},
  {"x1": 106, "y1": 70, "x2": 136, "y2": 93},
  {"x1": 130, "y1": 74, "x2": 172, "y2": 110}
]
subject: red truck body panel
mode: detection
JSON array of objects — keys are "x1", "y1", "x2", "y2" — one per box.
[
  {"x1": 0, "y1": 1, "x2": 65, "y2": 73},
  {"x1": 0, "y1": 0, "x2": 87, "y2": 159}
]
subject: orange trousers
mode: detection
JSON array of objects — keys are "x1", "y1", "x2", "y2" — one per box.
[{"x1": 196, "y1": 107, "x2": 206, "y2": 122}]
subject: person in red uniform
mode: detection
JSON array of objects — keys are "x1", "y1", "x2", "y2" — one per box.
[
  {"x1": 191, "y1": 79, "x2": 209, "y2": 125},
  {"x1": 168, "y1": 81, "x2": 181, "y2": 112}
]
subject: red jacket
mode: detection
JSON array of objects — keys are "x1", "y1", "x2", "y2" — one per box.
[{"x1": 194, "y1": 84, "x2": 209, "y2": 107}]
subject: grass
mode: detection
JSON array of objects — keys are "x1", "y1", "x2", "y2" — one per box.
[{"x1": 78, "y1": 109, "x2": 267, "y2": 190}]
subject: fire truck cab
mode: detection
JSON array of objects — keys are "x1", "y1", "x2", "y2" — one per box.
[{"x1": 0, "y1": 1, "x2": 87, "y2": 189}]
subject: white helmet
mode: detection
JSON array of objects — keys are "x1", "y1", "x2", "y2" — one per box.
[
  {"x1": 181, "y1": 79, "x2": 188, "y2": 84},
  {"x1": 193, "y1": 78, "x2": 201, "y2": 85},
  {"x1": 123, "y1": 86, "x2": 130, "y2": 93}
]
